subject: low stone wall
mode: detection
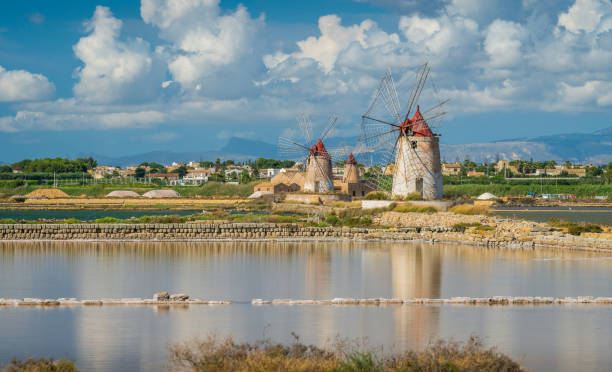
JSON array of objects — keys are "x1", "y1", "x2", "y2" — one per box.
[
  {"x1": 0, "y1": 223, "x2": 418, "y2": 241},
  {"x1": 1, "y1": 219, "x2": 611, "y2": 252}
]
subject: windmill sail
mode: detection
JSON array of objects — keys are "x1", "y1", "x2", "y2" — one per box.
[{"x1": 358, "y1": 63, "x2": 447, "y2": 200}]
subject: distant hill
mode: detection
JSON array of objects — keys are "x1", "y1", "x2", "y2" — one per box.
[
  {"x1": 92, "y1": 126, "x2": 612, "y2": 167},
  {"x1": 440, "y1": 126, "x2": 612, "y2": 164}
]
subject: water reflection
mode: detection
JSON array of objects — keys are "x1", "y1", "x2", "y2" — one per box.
[{"x1": 1, "y1": 241, "x2": 612, "y2": 371}]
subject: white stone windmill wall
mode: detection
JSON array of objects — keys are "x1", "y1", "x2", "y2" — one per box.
[
  {"x1": 304, "y1": 154, "x2": 334, "y2": 193},
  {"x1": 392, "y1": 136, "x2": 443, "y2": 200}
]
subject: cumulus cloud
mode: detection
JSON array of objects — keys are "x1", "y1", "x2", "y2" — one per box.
[
  {"x1": 557, "y1": 0, "x2": 608, "y2": 33},
  {"x1": 484, "y1": 20, "x2": 526, "y2": 70},
  {"x1": 73, "y1": 6, "x2": 161, "y2": 104},
  {"x1": 0, "y1": 65, "x2": 55, "y2": 102},
  {"x1": 4, "y1": 0, "x2": 612, "y2": 136},
  {"x1": 295, "y1": 15, "x2": 399, "y2": 73},
  {"x1": 141, "y1": 0, "x2": 263, "y2": 89}
]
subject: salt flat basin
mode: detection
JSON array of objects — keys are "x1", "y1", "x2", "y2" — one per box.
[
  {"x1": 1, "y1": 241, "x2": 611, "y2": 371},
  {"x1": 491, "y1": 205, "x2": 612, "y2": 224}
]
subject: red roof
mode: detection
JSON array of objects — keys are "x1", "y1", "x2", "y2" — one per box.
[
  {"x1": 346, "y1": 153, "x2": 357, "y2": 165},
  {"x1": 310, "y1": 139, "x2": 329, "y2": 156},
  {"x1": 400, "y1": 105, "x2": 434, "y2": 137}
]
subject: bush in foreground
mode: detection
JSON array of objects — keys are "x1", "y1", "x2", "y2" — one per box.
[
  {"x1": 1, "y1": 358, "x2": 77, "y2": 372},
  {"x1": 168, "y1": 335, "x2": 524, "y2": 372},
  {"x1": 548, "y1": 219, "x2": 603, "y2": 236}
]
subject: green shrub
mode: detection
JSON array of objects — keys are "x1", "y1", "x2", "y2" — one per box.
[
  {"x1": 0, "y1": 218, "x2": 17, "y2": 224},
  {"x1": 325, "y1": 215, "x2": 340, "y2": 226},
  {"x1": 452, "y1": 222, "x2": 482, "y2": 232},
  {"x1": 549, "y1": 219, "x2": 603, "y2": 235},
  {"x1": 60, "y1": 218, "x2": 80, "y2": 224},
  {"x1": 364, "y1": 191, "x2": 388, "y2": 200},
  {"x1": 94, "y1": 217, "x2": 123, "y2": 224}
]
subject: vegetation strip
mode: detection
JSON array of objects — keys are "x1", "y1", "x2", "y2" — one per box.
[{"x1": 2, "y1": 296, "x2": 612, "y2": 307}]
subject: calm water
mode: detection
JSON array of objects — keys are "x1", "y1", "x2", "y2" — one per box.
[
  {"x1": 0, "y1": 209, "x2": 197, "y2": 221},
  {"x1": 492, "y1": 206, "x2": 612, "y2": 224},
  {"x1": 1, "y1": 241, "x2": 611, "y2": 371}
]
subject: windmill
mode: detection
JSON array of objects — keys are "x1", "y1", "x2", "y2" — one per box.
[
  {"x1": 359, "y1": 63, "x2": 448, "y2": 200},
  {"x1": 327, "y1": 142, "x2": 377, "y2": 197},
  {"x1": 278, "y1": 114, "x2": 339, "y2": 193}
]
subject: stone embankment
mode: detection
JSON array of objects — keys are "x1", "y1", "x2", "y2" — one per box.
[
  {"x1": 1, "y1": 212, "x2": 611, "y2": 251},
  {"x1": 0, "y1": 292, "x2": 231, "y2": 306},
  {"x1": 2, "y1": 294, "x2": 612, "y2": 307}
]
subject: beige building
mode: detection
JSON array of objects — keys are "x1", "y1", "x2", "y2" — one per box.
[
  {"x1": 495, "y1": 160, "x2": 520, "y2": 174},
  {"x1": 441, "y1": 163, "x2": 461, "y2": 176}
]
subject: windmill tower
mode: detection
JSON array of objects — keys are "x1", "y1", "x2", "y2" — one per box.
[
  {"x1": 343, "y1": 153, "x2": 360, "y2": 184},
  {"x1": 279, "y1": 114, "x2": 338, "y2": 193},
  {"x1": 359, "y1": 64, "x2": 448, "y2": 200}
]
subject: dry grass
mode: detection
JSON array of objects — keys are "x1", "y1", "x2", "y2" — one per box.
[
  {"x1": 1, "y1": 358, "x2": 77, "y2": 372},
  {"x1": 449, "y1": 203, "x2": 490, "y2": 215},
  {"x1": 168, "y1": 335, "x2": 524, "y2": 372},
  {"x1": 393, "y1": 203, "x2": 438, "y2": 214},
  {"x1": 25, "y1": 188, "x2": 69, "y2": 199}
]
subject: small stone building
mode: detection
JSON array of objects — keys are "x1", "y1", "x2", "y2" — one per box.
[{"x1": 253, "y1": 182, "x2": 290, "y2": 194}]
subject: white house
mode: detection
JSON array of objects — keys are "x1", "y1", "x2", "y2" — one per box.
[{"x1": 183, "y1": 170, "x2": 210, "y2": 185}]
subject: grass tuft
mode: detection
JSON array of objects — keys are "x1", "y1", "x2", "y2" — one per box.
[
  {"x1": 364, "y1": 191, "x2": 388, "y2": 200},
  {"x1": 449, "y1": 204, "x2": 490, "y2": 215},
  {"x1": 393, "y1": 204, "x2": 438, "y2": 214}
]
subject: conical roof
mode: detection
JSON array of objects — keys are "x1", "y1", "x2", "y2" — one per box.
[
  {"x1": 407, "y1": 105, "x2": 434, "y2": 137},
  {"x1": 309, "y1": 139, "x2": 329, "y2": 157},
  {"x1": 346, "y1": 153, "x2": 357, "y2": 165}
]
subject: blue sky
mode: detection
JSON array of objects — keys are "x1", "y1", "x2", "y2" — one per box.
[{"x1": 1, "y1": 0, "x2": 611, "y2": 162}]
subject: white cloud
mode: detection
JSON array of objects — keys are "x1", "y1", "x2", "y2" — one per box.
[
  {"x1": 558, "y1": 0, "x2": 606, "y2": 33},
  {"x1": 484, "y1": 20, "x2": 526, "y2": 69},
  {"x1": 73, "y1": 6, "x2": 159, "y2": 104},
  {"x1": 0, "y1": 107, "x2": 166, "y2": 133},
  {"x1": 398, "y1": 14, "x2": 479, "y2": 58},
  {"x1": 141, "y1": 0, "x2": 263, "y2": 88},
  {"x1": 398, "y1": 16, "x2": 440, "y2": 44},
  {"x1": 0, "y1": 65, "x2": 55, "y2": 102},
  {"x1": 294, "y1": 15, "x2": 399, "y2": 73},
  {"x1": 558, "y1": 80, "x2": 612, "y2": 107},
  {"x1": 5, "y1": 0, "x2": 612, "y2": 137}
]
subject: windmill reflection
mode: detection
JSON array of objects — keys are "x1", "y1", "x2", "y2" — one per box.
[{"x1": 390, "y1": 243, "x2": 441, "y2": 349}]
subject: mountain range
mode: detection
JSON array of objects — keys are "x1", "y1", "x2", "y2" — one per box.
[{"x1": 93, "y1": 126, "x2": 612, "y2": 167}]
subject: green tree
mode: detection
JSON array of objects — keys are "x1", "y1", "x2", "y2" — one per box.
[
  {"x1": 172, "y1": 165, "x2": 188, "y2": 178},
  {"x1": 0, "y1": 165, "x2": 12, "y2": 173},
  {"x1": 134, "y1": 167, "x2": 146, "y2": 178}
]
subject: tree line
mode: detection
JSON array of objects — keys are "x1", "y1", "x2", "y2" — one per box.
[{"x1": 2, "y1": 157, "x2": 97, "y2": 173}]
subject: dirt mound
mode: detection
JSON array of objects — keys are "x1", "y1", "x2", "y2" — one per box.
[
  {"x1": 142, "y1": 189, "x2": 180, "y2": 198},
  {"x1": 106, "y1": 190, "x2": 141, "y2": 198},
  {"x1": 25, "y1": 188, "x2": 69, "y2": 199}
]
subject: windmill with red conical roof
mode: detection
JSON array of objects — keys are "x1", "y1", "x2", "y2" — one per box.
[
  {"x1": 359, "y1": 63, "x2": 448, "y2": 200},
  {"x1": 278, "y1": 114, "x2": 338, "y2": 193}
]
